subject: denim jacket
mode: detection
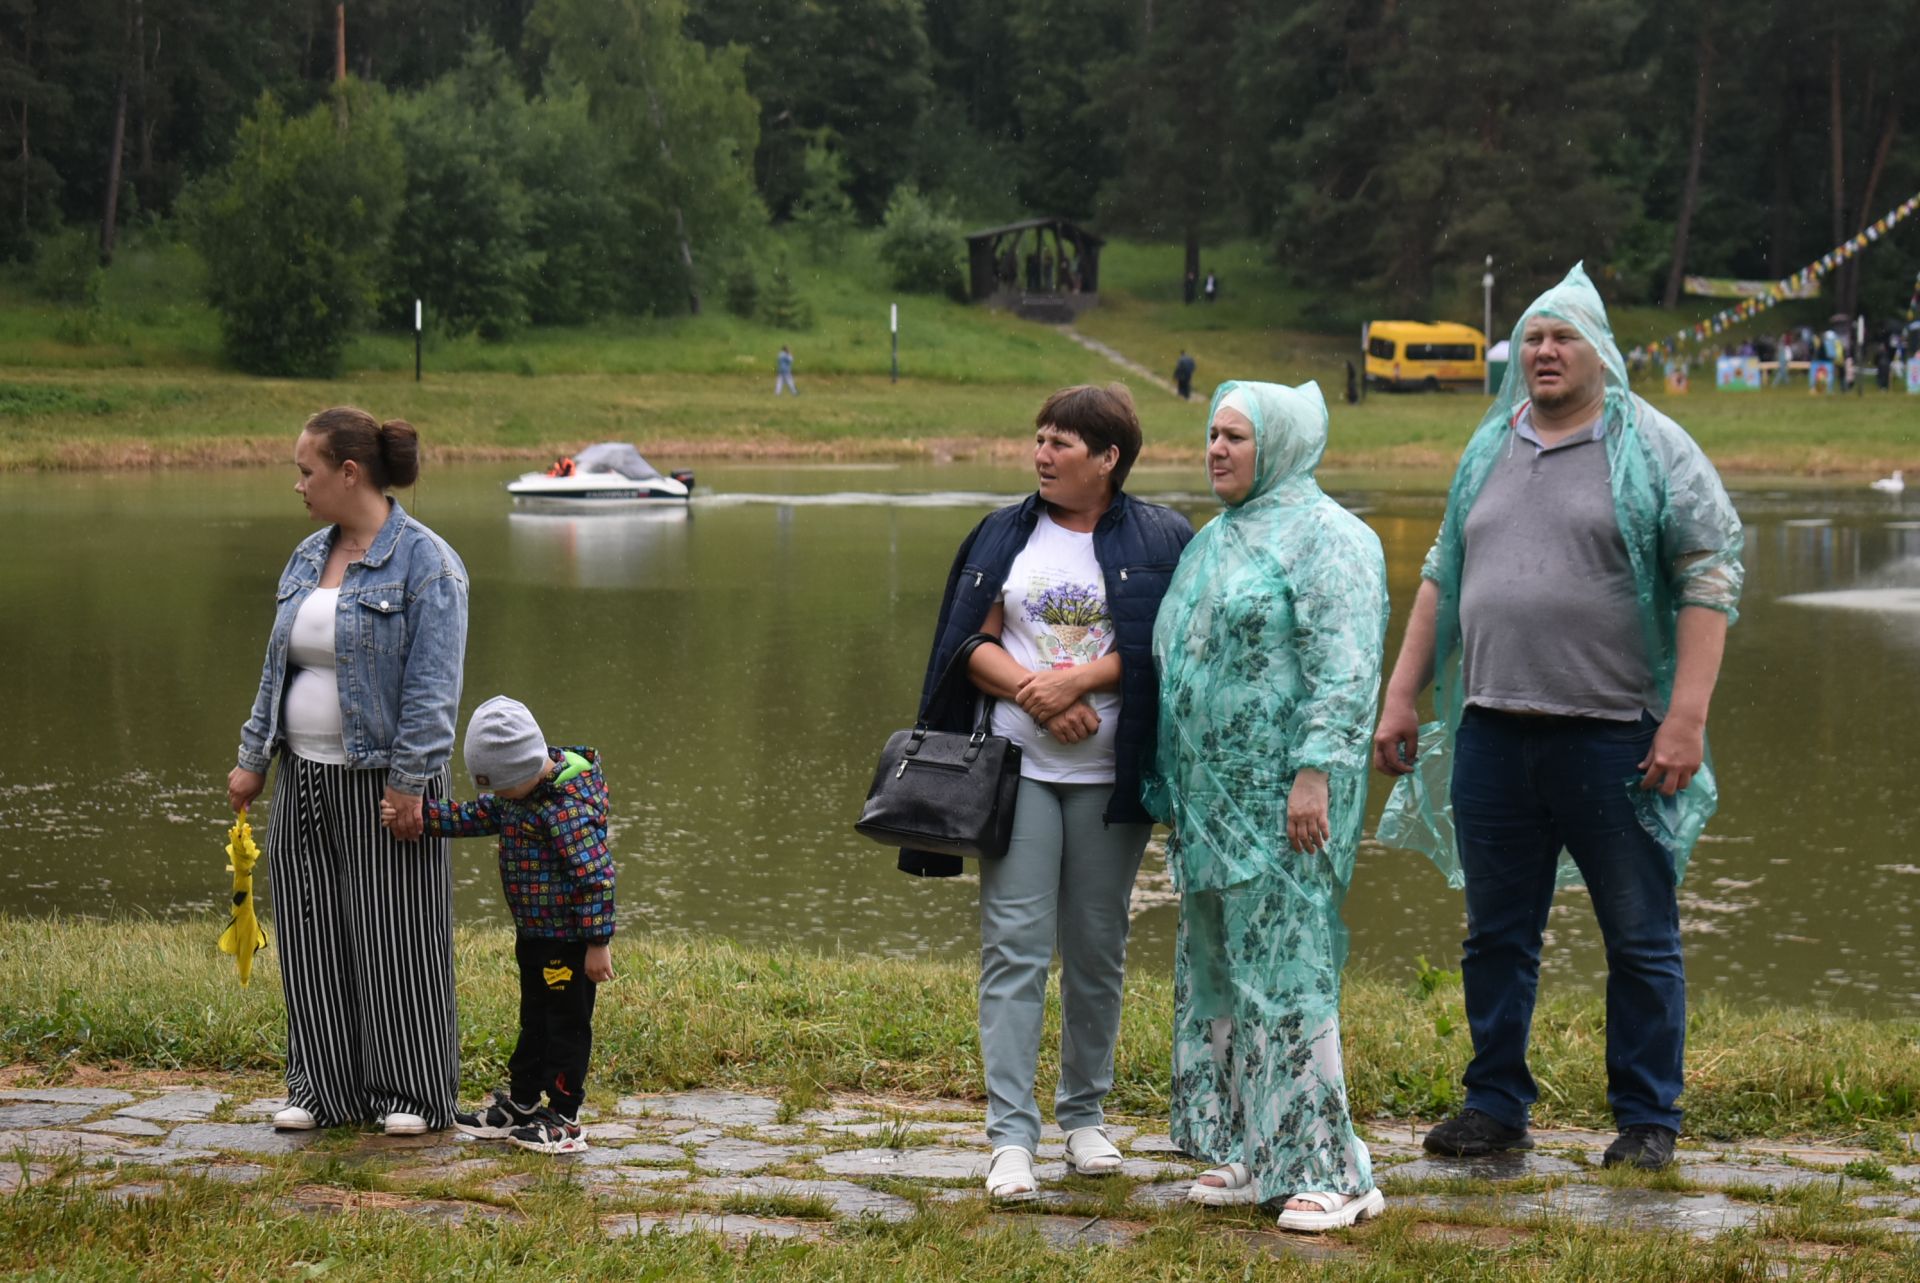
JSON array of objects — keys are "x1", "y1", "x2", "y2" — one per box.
[{"x1": 237, "y1": 499, "x2": 469, "y2": 794}]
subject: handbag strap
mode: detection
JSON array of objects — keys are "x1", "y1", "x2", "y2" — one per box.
[{"x1": 920, "y1": 632, "x2": 999, "y2": 733}]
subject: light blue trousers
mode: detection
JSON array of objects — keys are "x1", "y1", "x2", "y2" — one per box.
[{"x1": 978, "y1": 777, "x2": 1150, "y2": 1150}]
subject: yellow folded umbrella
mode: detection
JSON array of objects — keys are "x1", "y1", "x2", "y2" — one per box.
[{"x1": 217, "y1": 808, "x2": 269, "y2": 986}]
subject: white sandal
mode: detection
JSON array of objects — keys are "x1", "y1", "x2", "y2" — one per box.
[
  {"x1": 1274, "y1": 1187, "x2": 1385, "y2": 1233},
  {"x1": 1186, "y1": 1161, "x2": 1258, "y2": 1206},
  {"x1": 985, "y1": 1145, "x2": 1038, "y2": 1200},
  {"x1": 1063, "y1": 1126, "x2": 1123, "y2": 1175}
]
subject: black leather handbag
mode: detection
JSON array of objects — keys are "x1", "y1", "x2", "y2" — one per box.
[{"x1": 855, "y1": 634, "x2": 1022, "y2": 859}]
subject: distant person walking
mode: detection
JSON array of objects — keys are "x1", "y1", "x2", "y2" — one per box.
[
  {"x1": 1203, "y1": 271, "x2": 1219, "y2": 304},
  {"x1": 775, "y1": 345, "x2": 799, "y2": 397},
  {"x1": 1174, "y1": 351, "x2": 1197, "y2": 400},
  {"x1": 1373, "y1": 264, "x2": 1744, "y2": 1173}
]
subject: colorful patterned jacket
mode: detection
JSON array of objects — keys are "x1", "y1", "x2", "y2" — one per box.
[{"x1": 422, "y1": 746, "x2": 615, "y2": 942}]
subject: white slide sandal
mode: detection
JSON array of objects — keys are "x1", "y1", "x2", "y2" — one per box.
[
  {"x1": 1274, "y1": 1187, "x2": 1386, "y2": 1233},
  {"x1": 1186, "y1": 1161, "x2": 1259, "y2": 1206},
  {"x1": 985, "y1": 1145, "x2": 1038, "y2": 1200}
]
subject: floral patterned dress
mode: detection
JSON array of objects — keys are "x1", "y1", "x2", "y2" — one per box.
[{"x1": 1144, "y1": 379, "x2": 1389, "y2": 1203}]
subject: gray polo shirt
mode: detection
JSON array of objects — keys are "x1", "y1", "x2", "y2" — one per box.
[{"x1": 1458, "y1": 412, "x2": 1656, "y2": 720}]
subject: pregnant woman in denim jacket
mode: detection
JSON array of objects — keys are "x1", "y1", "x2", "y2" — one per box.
[{"x1": 226, "y1": 406, "x2": 469, "y2": 1136}]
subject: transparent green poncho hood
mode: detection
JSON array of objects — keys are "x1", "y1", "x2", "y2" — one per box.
[
  {"x1": 1146, "y1": 380, "x2": 1390, "y2": 900},
  {"x1": 1376, "y1": 263, "x2": 1745, "y2": 888}
]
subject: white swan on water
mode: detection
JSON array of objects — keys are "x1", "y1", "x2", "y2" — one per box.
[{"x1": 1870, "y1": 469, "x2": 1906, "y2": 495}]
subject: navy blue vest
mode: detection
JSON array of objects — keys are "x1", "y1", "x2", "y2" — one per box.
[{"x1": 901, "y1": 491, "x2": 1193, "y2": 877}]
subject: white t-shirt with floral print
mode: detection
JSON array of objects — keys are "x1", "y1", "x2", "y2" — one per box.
[{"x1": 990, "y1": 512, "x2": 1120, "y2": 782}]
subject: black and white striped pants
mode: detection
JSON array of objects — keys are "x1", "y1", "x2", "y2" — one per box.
[{"x1": 265, "y1": 754, "x2": 460, "y2": 1129}]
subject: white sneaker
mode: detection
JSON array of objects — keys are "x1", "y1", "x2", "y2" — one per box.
[
  {"x1": 1063, "y1": 1126, "x2": 1124, "y2": 1175},
  {"x1": 381, "y1": 1111, "x2": 429, "y2": 1136},
  {"x1": 272, "y1": 1105, "x2": 317, "y2": 1131}
]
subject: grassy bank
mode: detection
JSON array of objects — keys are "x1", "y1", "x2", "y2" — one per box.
[
  {"x1": 7, "y1": 918, "x2": 1920, "y2": 1280},
  {"x1": 5, "y1": 918, "x2": 1917, "y2": 1143},
  {"x1": 4, "y1": 233, "x2": 1914, "y2": 477}
]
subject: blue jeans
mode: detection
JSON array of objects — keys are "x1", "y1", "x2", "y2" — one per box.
[{"x1": 1451, "y1": 708, "x2": 1685, "y2": 1132}]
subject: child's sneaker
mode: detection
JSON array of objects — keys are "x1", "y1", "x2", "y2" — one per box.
[
  {"x1": 508, "y1": 1107, "x2": 588, "y2": 1155},
  {"x1": 455, "y1": 1090, "x2": 539, "y2": 1140}
]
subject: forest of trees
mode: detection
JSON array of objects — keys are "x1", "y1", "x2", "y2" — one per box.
[{"x1": 6, "y1": 0, "x2": 1920, "y2": 370}]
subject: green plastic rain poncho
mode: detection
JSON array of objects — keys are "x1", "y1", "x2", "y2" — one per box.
[
  {"x1": 1145, "y1": 380, "x2": 1387, "y2": 1203},
  {"x1": 1376, "y1": 263, "x2": 1744, "y2": 889}
]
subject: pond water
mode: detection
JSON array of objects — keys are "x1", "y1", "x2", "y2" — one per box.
[{"x1": 2, "y1": 461, "x2": 1916, "y2": 1015}]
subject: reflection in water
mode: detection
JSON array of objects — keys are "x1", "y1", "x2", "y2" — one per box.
[
  {"x1": 506, "y1": 508, "x2": 690, "y2": 590},
  {"x1": 2, "y1": 467, "x2": 1919, "y2": 1015}
]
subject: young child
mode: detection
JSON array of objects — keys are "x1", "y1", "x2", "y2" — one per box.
[{"x1": 383, "y1": 695, "x2": 614, "y2": 1154}]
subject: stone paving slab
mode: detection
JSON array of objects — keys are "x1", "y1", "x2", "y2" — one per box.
[
  {"x1": 0, "y1": 1087, "x2": 136, "y2": 1107},
  {"x1": 618, "y1": 1090, "x2": 781, "y2": 1127},
  {"x1": 0, "y1": 1102, "x2": 98, "y2": 1128},
  {"x1": 969, "y1": 1213, "x2": 1148, "y2": 1249},
  {"x1": 0, "y1": 1162, "x2": 57, "y2": 1194},
  {"x1": 581, "y1": 1166, "x2": 690, "y2": 1189},
  {"x1": 164, "y1": 1123, "x2": 317, "y2": 1155},
  {"x1": 684, "y1": 1175, "x2": 917, "y2": 1222},
  {"x1": 387, "y1": 1158, "x2": 504, "y2": 1184},
  {"x1": 576, "y1": 1142, "x2": 688, "y2": 1167},
  {"x1": 81, "y1": 1117, "x2": 167, "y2": 1137},
  {"x1": 170, "y1": 1163, "x2": 272, "y2": 1185},
  {"x1": 1674, "y1": 1162, "x2": 1842, "y2": 1193},
  {"x1": 1381, "y1": 1151, "x2": 1584, "y2": 1184},
  {"x1": 115, "y1": 1147, "x2": 219, "y2": 1166},
  {"x1": 693, "y1": 1136, "x2": 807, "y2": 1173},
  {"x1": 1127, "y1": 1180, "x2": 1197, "y2": 1209},
  {"x1": 114, "y1": 1089, "x2": 228, "y2": 1122},
  {"x1": 232, "y1": 1098, "x2": 285, "y2": 1120},
  {"x1": 398, "y1": 1199, "x2": 518, "y2": 1227},
  {"x1": 816, "y1": 1146, "x2": 989, "y2": 1180},
  {"x1": 581, "y1": 1122, "x2": 642, "y2": 1142},
  {"x1": 605, "y1": 1212, "x2": 831, "y2": 1242},
  {"x1": 818, "y1": 1120, "x2": 976, "y2": 1138},
  {"x1": 1127, "y1": 1133, "x2": 1188, "y2": 1156},
  {"x1": 104, "y1": 1182, "x2": 173, "y2": 1203},
  {"x1": 1406, "y1": 1187, "x2": 1767, "y2": 1239},
  {"x1": 0, "y1": 1128, "x2": 133, "y2": 1156},
  {"x1": 1858, "y1": 1194, "x2": 1920, "y2": 1215}
]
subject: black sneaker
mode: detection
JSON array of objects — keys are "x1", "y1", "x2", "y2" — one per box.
[
  {"x1": 1422, "y1": 1109, "x2": 1535, "y2": 1156},
  {"x1": 1602, "y1": 1124, "x2": 1677, "y2": 1171},
  {"x1": 454, "y1": 1090, "x2": 538, "y2": 1140},
  {"x1": 508, "y1": 1107, "x2": 588, "y2": 1155}
]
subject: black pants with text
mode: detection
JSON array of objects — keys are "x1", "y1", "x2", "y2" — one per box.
[{"x1": 510, "y1": 937, "x2": 598, "y2": 1119}]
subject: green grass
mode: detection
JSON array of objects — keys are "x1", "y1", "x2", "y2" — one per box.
[
  {"x1": 4, "y1": 919, "x2": 1919, "y2": 1279},
  {"x1": 2, "y1": 230, "x2": 1915, "y2": 476},
  {"x1": 4, "y1": 917, "x2": 1918, "y2": 1141}
]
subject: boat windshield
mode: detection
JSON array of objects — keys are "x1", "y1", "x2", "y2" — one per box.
[{"x1": 571, "y1": 442, "x2": 662, "y2": 480}]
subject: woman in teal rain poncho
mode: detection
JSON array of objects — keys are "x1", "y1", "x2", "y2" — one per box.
[{"x1": 1145, "y1": 380, "x2": 1388, "y2": 1232}]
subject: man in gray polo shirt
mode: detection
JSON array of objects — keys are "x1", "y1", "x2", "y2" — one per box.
[{"x1": 1373, "y1": 264, "x2": 1743, "y2": 1172}]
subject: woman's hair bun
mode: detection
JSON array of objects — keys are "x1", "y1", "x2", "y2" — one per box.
[{"x1": 377, "y1": 419, "x2": 421, "y2": 488}]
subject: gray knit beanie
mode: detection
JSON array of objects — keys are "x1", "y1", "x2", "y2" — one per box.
[{"x1": 464, "y1": 696, "x2": 548, "y2": 791}]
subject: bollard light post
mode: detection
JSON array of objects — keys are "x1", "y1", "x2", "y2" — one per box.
[
  {"x1": 891, "y1": 303, "x2": 899, "y2": 384},
  {"x1": 1483, "y1": 255, "x2": 1495, "y2": 395}
]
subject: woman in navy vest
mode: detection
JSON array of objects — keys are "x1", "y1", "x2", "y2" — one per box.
[{"x1": 906, "y1": 383, "x2": 1192, "y2": 1199}]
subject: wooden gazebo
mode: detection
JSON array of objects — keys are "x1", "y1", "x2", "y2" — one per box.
[{"x1": 965, "y1": 217, "x2": 1105, "y2": 322}]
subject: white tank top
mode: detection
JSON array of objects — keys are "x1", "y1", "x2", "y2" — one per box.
[{"x1": 283, "y1": 588, "x2": 348, "y2": 764}]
